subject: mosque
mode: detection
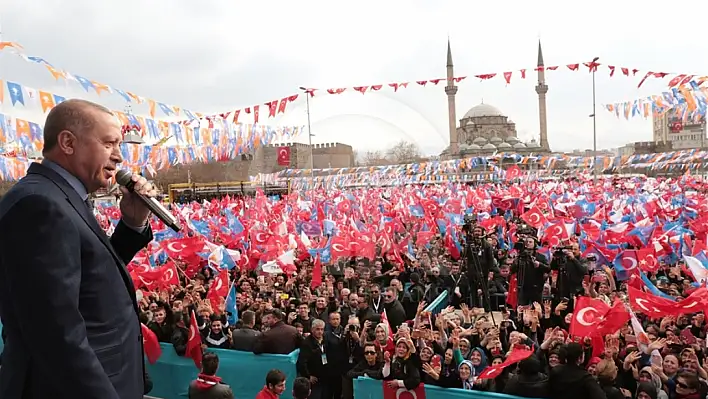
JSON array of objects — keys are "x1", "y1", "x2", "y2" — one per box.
[{"x1": 440, "y1": 41, "x2": 552, "y2": 159}]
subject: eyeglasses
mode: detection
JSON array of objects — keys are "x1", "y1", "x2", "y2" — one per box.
[{"x1": 364, "y1": 351, "x2": 377, "y2": 355}]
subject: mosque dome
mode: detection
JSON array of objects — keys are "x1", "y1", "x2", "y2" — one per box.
[
  {"x1": 506, "y1": 136, "x2": 521, "y2": 144},
  {"x1": 463, "y1": 103, "x2": 504, "y2": 119},
  {"x1": 482, "y1": 143, "x2": 497, "y2": 150},
  {"x1": 497, "y1": 142, "x2": 512, "y2": 149},
  {"x1": 468, "y1": 144, "x2": 482, "y2": 150},
  {"x1": 513, "y1": 142, "x2": 527, "y2": 149},
  {"x1": 473, "y1": 136, "x2": 488, "y2": 145},
  {"x1": 489, "y1": 136, "x2": 503, "y2": 144}
]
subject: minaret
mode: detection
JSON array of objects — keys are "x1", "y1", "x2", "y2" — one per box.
[
  {"x1": 445, "y1": 39, "x2": 459, "y2": 156},
  {"x1": 535, "y1": 40, "x2": 550, "y2": 150}
]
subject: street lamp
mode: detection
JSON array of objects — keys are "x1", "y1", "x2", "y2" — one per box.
[
  {"x1": 298, "y1": 87, "x2": 315, "y2": 195},
  {"x1": 589, "y1": 56, "x2": 599, "y2": 182}
]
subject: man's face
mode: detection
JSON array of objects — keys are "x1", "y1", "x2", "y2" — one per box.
[
  {"x1": 298, "y1": 304, "x2": 309, "y2": 317},
  {"x1": 312, "y1": 324, "x2": 325, "y2": 339},
  {"x1": 451, "y1": 265, "x2": 460, "y2": 275},
  {"x1": 499, "y1": 267, "x2": 510, "y2": 277},
  {"x1": 525, "y1": 238, "x2": 535, "y2": 249},
  {"x1": 155, "y1": 309, "x2": 166, "y2": 323},
  {"x1": 370, "y1": 287, "x2": 380, "y2": 298},
  {"x1": 316, "y1": 297, "x2": 326, "y2": 308},
  {"x1": 67, "y1": 110, "x2": 123, "y2": 193},
  {"x1": 384, "y1": 290, "x2": 395, "y2": 304},
  {"x1": 349, "y1": 294, "x2": 359, "y2": 308}
]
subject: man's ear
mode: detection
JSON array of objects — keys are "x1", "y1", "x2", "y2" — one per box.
[{"x1": 57, "y1": 130, "x2": 77, "y2": 155}]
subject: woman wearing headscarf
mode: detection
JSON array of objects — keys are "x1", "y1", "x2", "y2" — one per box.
[
  {"x1": 638, "y1": 367, "x2": 668, "y2": 399},
  {"x1": 636, "y1": 381, "x2": 659, "y2": 399},
  {"x1": 380, "y1": 338, "x2": 421, "y2": 390},
  {"x1": 374, "y1": 323, "x2": 395, "y2": 359}
]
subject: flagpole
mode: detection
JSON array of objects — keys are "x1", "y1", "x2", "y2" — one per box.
[{"x1": 299, "y1": 87, "x2": 315, "y2": 199}]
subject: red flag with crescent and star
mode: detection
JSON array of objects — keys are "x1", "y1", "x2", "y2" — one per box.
[
  {"x1": 186, "y1": 310, "x2": 203, "y2": 369},
  {"x1": 569, "y1": 296, "x2": 610, "y2": 337},
  {"x1": 141, "y1": 323, "x2": 162, "y2": 364},
  {"x1": 277, "y1": 146, "x2": 291, "y2": 166},
  {"x1": 382, "y1": 382, "x2": 426, "y2": 399},
  {"x1": 477, "y1": 347, "x2": 534, "y2": 379}
]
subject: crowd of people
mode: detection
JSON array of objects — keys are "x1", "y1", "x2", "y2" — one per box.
[{"x1": 83, "y1": 176, "x2": 708, "y2": 398}]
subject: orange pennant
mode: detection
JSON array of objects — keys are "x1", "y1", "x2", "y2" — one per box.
[{"x1": 38, "y1": 90, "x2": 55, "y2": 112}]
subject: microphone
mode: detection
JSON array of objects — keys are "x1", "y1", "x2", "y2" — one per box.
[{"x1": 115, "y1": 170, "x2": 181, "y2": 232}]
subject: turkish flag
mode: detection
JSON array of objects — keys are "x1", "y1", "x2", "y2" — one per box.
[
  {"x1": 277, "y1": 146, "x2": 291, "y2": 166},
  {"x1": 186, "y1": 310, "x2": 203, "y2": 369},
  {"x1": 141, "y1": 323, "x2": 162, "y2": 364},
  {"x1": 477, "y1": 347, "x2": 534, "y2": 379},
  {"x1": 506, "y1": 274, "x2": 518, "y2": 309},
  {"x1": 569, "y1": 296, "x2": 610, "y2": 337},
  {"x1": 382, "y1": 382, "x2": 426, "y2": 399},
  {"x1": 207, "y1": 268, "x2": 230, "y2": 314}
]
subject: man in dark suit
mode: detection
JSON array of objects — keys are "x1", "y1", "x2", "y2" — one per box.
[
  {"x1": 253, "y1": 309, "x2": 301, "y2": 355},
  {"x1": 231, "y1": 310, "x2": 261, "y2": 351},
  {"x1": 0, "y1": 99, "x2": 157, "y2": 399}
]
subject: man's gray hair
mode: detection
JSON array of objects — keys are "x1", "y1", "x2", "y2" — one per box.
[{"x1": 312, "y1": 319, "x2": 326, "y2": 329}]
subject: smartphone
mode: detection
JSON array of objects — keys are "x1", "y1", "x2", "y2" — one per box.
[
  {"x1": 431, "y1": 355, "x2": 441, "y2": 369},
  {"x1": 561, "y1": 297, "x2": 569, "y2": 303}
]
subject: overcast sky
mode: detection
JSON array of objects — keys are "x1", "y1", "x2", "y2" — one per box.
[{"x1": 0, "y1": 0, "x2": 706, "y2": 156}]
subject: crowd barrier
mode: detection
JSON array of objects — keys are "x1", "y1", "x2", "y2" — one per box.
[
  {"x1": 146, "y1": 343, "x2": 299, "y2": 399},
  {"x1": 353, "y1": 376, "x2": 529, "y2": 399}
]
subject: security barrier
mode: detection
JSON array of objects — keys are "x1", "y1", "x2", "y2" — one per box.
[
  {"x1": 353, "y1": 376, "x2": 528, "y2": 399},
  {"x1": 146, "y1": 344, "x2": 299, "y2": 399}
]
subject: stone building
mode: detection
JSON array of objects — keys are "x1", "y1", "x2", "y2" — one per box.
[
  {"x1": 441, "y1": 40, "x2": 552, "y2": 159},
  {"x1": 151, "y1": 142, "x2": 355, "y2": 188}
]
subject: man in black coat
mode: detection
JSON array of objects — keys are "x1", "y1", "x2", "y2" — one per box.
[
  {"x1": 231, "y1": 310, "x2": 261, "y2": 351},
  {"x1": 512, "y1": 237, "x2": 551, "y2": 306},
  {"x1": 549, "y1": 343, "x2": 606, "y2": 399},
  {"x1": 0, "y1": 100, "x2": 155, "y2": 399}
]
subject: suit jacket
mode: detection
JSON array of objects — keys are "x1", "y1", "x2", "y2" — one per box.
[
  {"x1": 230, "y1": 327, "x2": 261, "y2": 351},
  {"x1": 0, "y1": 163, "x2": 152, "y2": 399},
  {"x1": 253, "y1": 321, "x2": 301, "y2": 355}
]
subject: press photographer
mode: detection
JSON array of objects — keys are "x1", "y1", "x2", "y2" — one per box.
[
  {"x1": 461, "y1": 215, "x2": 497, "y2": 310},
  {"x1": 550, "y1": 243, "x2": 587, "y2": 310},
  {"x1": 511, "y1": 236, "x2": 550, "y2": 306}
]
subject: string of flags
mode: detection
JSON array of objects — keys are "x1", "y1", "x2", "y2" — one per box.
[
  {"x1": 253, "y1": 149, "x2": 708, "y2": 190},
  {"x1": 0, "y1": 80, "x2": 303, "y2": 151},
  {"x1": 4, "y1": 40, "x2": 708, "y2": 126},
  {"x1": 0, "y1": 42, "x2": 301, "y2": 125},
  {"x1": 0, "y1": 108, "x2": 302, "y2": 181},
  {"x1": 604, "y1": 81, "x2": 708, "y2": 122}
]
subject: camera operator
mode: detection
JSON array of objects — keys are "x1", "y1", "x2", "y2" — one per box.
[
  {"x1": 511, "y1": 236, "x2": 550, "y2": 306},
  {"x1": 550, "y1": 243, "x2": 587, "y2": 311},
  {"x1": 464, "y1": 225, "x2": 498, "y2": 311},
  {"x1": 341, "y1": 317, "x2": 363, "y2": 399}
]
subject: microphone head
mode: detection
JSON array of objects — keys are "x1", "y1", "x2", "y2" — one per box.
[{"x1": 115, "y1": 170, "x2": 133, "y2": 186}]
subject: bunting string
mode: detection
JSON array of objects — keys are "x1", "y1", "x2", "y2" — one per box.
[
  {"x1": 4, "y1": 41, "x2": 708, "y2": 126},
  {"x1": 253, "y1": 149, "x2": 708, "y2": 190},
  {"x1": 0, "y1": 108, "x2": 303, "y2": 180},
  {"x1": 0, "y1": 80, "x2": 303, "y2": 151},
  {"x1": 604, "y1": 82, "x2": 708, "y2": 121}
]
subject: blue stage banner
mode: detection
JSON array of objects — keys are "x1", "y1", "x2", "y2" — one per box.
[
  {"x1": 0, "y1": 322, "x2": 298, "y2": 399},
  {"x1": 353, "y1": 376, "x2": 530, "y2": 399},
  {"x1": 146, "y1": 343, "x2": 299, "y2": 399}
]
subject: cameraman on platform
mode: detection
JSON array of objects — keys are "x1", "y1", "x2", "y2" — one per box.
[
  {"x1": 511, "y1": 236, "x2": 550, "y2": 306},
  {"x1": 464, "y1": 224, "x2": 498, "y2": 311},
  {"x1": 550, "y1": 243, "x2": 587, "y2": 311}
]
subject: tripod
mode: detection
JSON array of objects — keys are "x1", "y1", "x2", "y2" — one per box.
[{"x1": 466, "y1": 242, "x2": 496, "y2": 326}]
